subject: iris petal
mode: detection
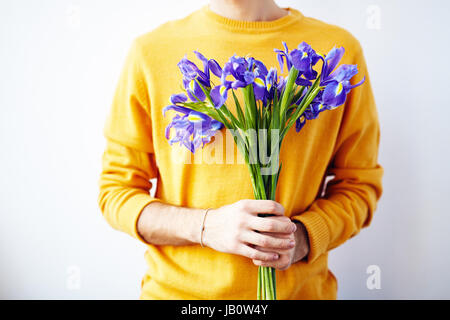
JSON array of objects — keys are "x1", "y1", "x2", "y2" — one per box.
[
  {"x1": 331, "y1": 64, "x2": 358, "y2": 82},
  {"x1": 345, "y1": 76, "x2": 366, "y2": 93},
  {"x1": 295, "y1": 115, "x2": 306, "y2": 132},
  {"x1": 253, "y1": 84, "x2": 266, "y2": 101},
  {"x1": 163, "y1": 105, "x2": 191, "y2": 116},
  {"x1": 323, "y1": 81, "x2": 347, "y2": 107},
  {"x1": 177, "y1": 56, "x2": 199, "y2": 80},
  {"x1": 170, "y1": 93, "x2": 188, "y2": 104},
  {"x1": 208, "y1": 59, "x2": 223, "y2": 77},
  {"x1": 231, "y1": 80, "x2": 247, "y2": 89},
  {"x1": 295, "y1": 77, "x2": 313, "y2": 87},
  {"x1": 163, "y1": 105, "x2": 223, "y2": 153},
  {"x1": 210, "y1": 85, "x2": 227, "y2": 108},
  {"x1": 324, "y1": 47, "x2": 345, "y2": 78},
  {"x1": 276, "y1": 53, "x2": 285, "y2": 73}
]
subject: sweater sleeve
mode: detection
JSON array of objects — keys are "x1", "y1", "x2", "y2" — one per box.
[
  {"x1": 98, "y1": 39, "x2": 161, "y2": 242},
  {"x1": 292, "y1": 45, "x2": 383, "y2": 263}
]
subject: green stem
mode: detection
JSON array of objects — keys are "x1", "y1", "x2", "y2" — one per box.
[
  {"x1": 279, "y1": 68, "x2": 299, "y2": 122},
  {"x1": 281, "y1": 84, "x2": 322, "y2": 139},
  {"x1": 262, "y1": 266, "x2": 266, "y2": 300},
  {"x1": 272, "y1": 267, "x2": 277, "y2": 300},
  {"x1": 257, "y1": 266, "x2": 262, "y2": 300},
  {"x1": 268, "y1": 267, "x2": 274, "y2": 300},
  {"x1": 264, "y1": 267, "x2": 272, "y2": 300},
  {"x1": 243, "y1": 85, "x2": 257, "y2": 128}
]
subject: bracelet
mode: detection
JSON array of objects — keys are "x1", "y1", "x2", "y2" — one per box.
[{"x1": 200, "y1": 208, "x2": 212, "y2": 248}]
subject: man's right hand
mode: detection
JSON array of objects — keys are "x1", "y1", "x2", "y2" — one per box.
[{"x1": 202, "y1": 200, "x2": 297, "y2": 262}]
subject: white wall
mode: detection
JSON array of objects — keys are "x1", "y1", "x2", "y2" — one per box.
[{"x1": 0, "y1": 0, "x2": 449, "y2": 299}]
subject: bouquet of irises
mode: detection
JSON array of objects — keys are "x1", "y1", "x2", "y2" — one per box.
[{"x1": 163, "y1": 41, "x2": 364, "y2": 300}]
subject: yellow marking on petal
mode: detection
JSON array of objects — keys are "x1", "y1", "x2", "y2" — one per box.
[
  {"x1": 189, "y1": 80, "x2": 195, "y2": 92},
  {"x1": 267, "y1": 83, "x2": 272, "y2": 91},
  {"x1": 187, "y1": 114, "x2": 203, "y2": 122},
  {"x1": 335, "y1": 82, "x2": 343, "y2": 95},
  {"x1": 302, "y1": 52, "x2": 308, "y2": 58},
  {"x1": 318, "y1": 104, "x2": 324, "y2": 110},
  {"x1": 254, "y1": 77, "x2": 265, "y2": 87},
  {"x1": 220, "y1": 86, "x2": 226, "y2": 96}
]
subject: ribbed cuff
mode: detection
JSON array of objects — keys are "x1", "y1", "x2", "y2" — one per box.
[
  {"x1": 119, "y1": 193, "x2": 162, "y2": 244},
  {"x1": 292, "y1": 211, "x2": 330, "y2": 263}
]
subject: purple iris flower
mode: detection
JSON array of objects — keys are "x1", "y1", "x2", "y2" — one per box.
[
  {"x1": 320, "y1": 47, "x2": 345, "y2": 83},
  {"x1": 177, "y1": 56, "x2": 198, "y2": 80},
  {"x1": 163, "y1": 105, "x2": 223, "y2": 153},
  {"x1": 304, "y1": 92, "x2": 327, "y2": 120},
  {"x1": 316, "y1": 47, "x2": 365, "y2": 108},
  {"x1": 321, "y1": 64, "x2": 365, "y2": 108},
  {"x1": 264, "y1": 68, "x2": 278, "y2": 100},
  {"x1": 182, "y1": 77, "x2": 206, "y2": 101},
  {"x1": 211, "y1": 55, "x2": 270, "y2": 108},
  {"x1": 193, "y1": 51, "x2": 223, "y2": 86},
  {"x1": 170, "y1": 93, "x2": 188, "y2": 104},
  {"x1": 276, "y1": 75, "x2": 286, "y2": 96},
  {"x1": 254, "y1": 67, "x2": 286, "y2": 106},
  {"x1": 226, "y1": 56, "x2": 268, "y2": 84},
  {"x1": 177, "y1": 52, "x2": 223, "y2": 103},
  {"x1": 210, "y1": 81, "x2": 232, "y2": 109},
  {"x1": 290, "y1": 42, "x2": 321, "y2": 81},
  {"x1": 274, "y1": 41, "x2": 320, "y2": 87},
  {"x1": 294, "y1": 92, "x2": 328, "y2": 132},
  {"x1": 295, "y1": 115, "x2": 306, "y2": 132},
  {"x1": 294, "y1": 49, "x2": 365, "y2": 132},
  {"x1": 248, "y1": 58, "x2": 270, "y2": 104},
  {"x1": 274, "y1": 42, "x2": 292, "y2": 73}
]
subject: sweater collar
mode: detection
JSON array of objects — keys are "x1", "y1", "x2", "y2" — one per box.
[{"x1": 200, "y1": 4, "x2": 303, "y2": 33}]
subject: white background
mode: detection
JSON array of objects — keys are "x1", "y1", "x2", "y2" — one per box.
[{"x1": 1, "y1": 0, "x2": 449, "y2": 299}]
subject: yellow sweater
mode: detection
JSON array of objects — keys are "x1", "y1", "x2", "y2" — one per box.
[{"x1": 99, "y1": 4, "x2": 383, "y2": 300}]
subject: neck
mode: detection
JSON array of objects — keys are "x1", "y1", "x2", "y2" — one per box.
[{"x1": 209, "y1": 0, "x2": 288, "y2": 22}]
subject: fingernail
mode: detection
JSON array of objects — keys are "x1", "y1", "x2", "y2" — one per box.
[
  {"x1": 289, "y1": 240, "x2": 295, "y2": 247},
  {"x1": 273, "y1": 254, "x2": 279, "y2": 260},
  {"x1": 291, "y1": 224, "x2": 297, "y2": 232}
]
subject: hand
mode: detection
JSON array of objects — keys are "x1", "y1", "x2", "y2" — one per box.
[
  {"x1": 202, "y1": 200, "x2": 297, "y2": 263},
  {"x1": 252, "y1": 221, "x2": 310, "y2": 270}
]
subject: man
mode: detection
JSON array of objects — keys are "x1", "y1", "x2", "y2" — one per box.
[{"x1": 98, "y1": 0, "x2": 383, "y2": 299}]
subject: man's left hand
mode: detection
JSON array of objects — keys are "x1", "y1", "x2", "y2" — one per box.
[{"x1": 252, "y1": 221, "x2": 310, "y2": 270}]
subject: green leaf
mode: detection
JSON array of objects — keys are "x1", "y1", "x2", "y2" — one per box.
[
  {"x1": 281, "y1": 79, "x2": 322, "y2": 139},
  {"x1": 231, "y1": 89, "x2": 246, "y2": 129},
  {"x1": 279, "y1": 67, "x2": 299, "y2": 122}
]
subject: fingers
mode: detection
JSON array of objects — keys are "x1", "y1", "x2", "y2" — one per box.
[
  {"x1": 241, "y1": 231, "x2": 295, "y2": 250},
  {"x1": 238, "y1": 245, "x2": 279, "y2": 262},
  {"x1": 253, "y1": 254, "x2": 292, "y2": 271},
  {"x1": 248, "y1": 216, "x2": 297, "y2": 234},
  {"x1": 238, "y1": 200, "x2": 285, "y2": 216},
  {"x1": 251, "y1": 245, "x2": 293, "y2": 270}
]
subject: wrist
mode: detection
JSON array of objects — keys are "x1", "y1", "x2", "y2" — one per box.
[
  {"x1": 200, "y1": 208, "x2": 218, "y2": 248},
  {"x1": 137, "y1": 205, "x2": 152, "y2": 244},
  {"x1": 293, "y1": 221, "x2": 310, "y2": 263},
  {"x1": 183, "y1": 207, "x2": 207, "y2": 245},
  {"x1": 199, "y1": 208, "x2": 213, "y2": 247}
]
